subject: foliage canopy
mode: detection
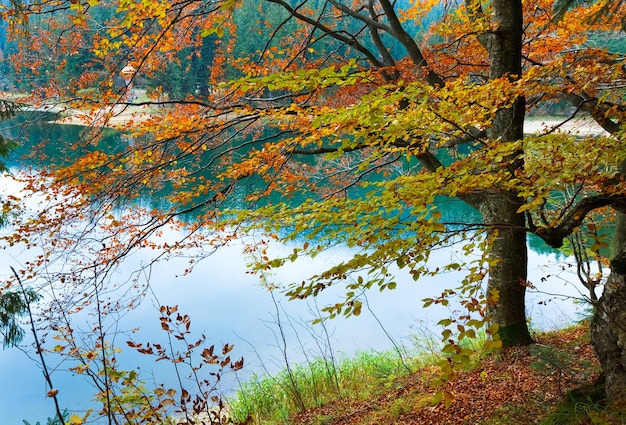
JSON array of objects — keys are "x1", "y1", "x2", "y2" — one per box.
[{"x1": 3, "y1": 0, "x2": 626, "y2": 420}]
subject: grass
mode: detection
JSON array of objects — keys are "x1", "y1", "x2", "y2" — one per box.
[
  {"x1": 227, "y1": 330, "x2": 490, "y2": 424},
  {"x1": 226, "y1": 324, "x2": 626, "y2": 425},
  {"x1": 228, "y1": 348, "x2": 435, "y2": 424}
]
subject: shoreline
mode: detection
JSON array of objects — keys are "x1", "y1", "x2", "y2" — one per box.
[
  {"x1": 50, "y1": 112, "x2": 612, "y2": 136},
  {"x1": 53, "y1": 103, "x2": 156, "y2": 128},
  {"x1": 4, "y1": 90, "x2": 156, "y2": 129},
  {"x1": 524, "y1": 116, "x2": 609, "y2": 136},
  {"x1": 6, "y1": 91, "x2": 610, "y2": 136}
]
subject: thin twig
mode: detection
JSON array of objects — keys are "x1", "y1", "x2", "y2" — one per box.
[
  {"x1": 11, "y1": 266, "x2": 66, "y2": 425},
  {"x1": 93, "y1": 268, "x2": 114, "y2": 425}
]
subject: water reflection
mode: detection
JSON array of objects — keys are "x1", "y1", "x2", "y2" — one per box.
[
  {"x1": 0, "y1": 222, "x2": 587, "y2": 424},
  {"x1": 2, "y1": 113, "x2": 123, "y2": 168}
]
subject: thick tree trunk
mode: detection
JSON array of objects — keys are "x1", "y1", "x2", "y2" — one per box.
[
  {"x1": 591, "y1": 213, "x2": 626, "y2": 406},
  {"x1": 480, "y1": 0, "x2": 531, "y2": 347},
  {"x1": 480, "y1": 192, "x2": 533, "y2": 347}
]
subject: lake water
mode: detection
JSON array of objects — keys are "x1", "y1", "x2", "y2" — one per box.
[
  {"x1": 0, "y1": 221, "x2": 588, "y2": 425},
  {"x1": 0, "y1": 118, "x2": 593, "y2": 424}
]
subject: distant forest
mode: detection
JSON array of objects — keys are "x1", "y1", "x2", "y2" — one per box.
[{"x1": 0, "y1": 0, "x2": 442, "y2": 98}]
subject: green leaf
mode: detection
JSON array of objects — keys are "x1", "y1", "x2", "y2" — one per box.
[{"x1": 438, "y1": 318, "x2": 453, "y2": 327}]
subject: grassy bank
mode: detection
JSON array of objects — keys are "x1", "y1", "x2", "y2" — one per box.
[
  {"x1": 227, "y1": 324, "x2": 625, "y2": 425},
  {"x1": 228, "y1": 349, "x2": 431, "y2": 424}
]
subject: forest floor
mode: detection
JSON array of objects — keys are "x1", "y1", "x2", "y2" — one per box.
[{"x1": 287, "y1": 324, "x2": 621, "y2": 425}]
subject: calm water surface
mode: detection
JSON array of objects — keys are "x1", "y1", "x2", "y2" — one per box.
[{"x1": 0, "y1": 229, "x2": 586, "y2": 425}]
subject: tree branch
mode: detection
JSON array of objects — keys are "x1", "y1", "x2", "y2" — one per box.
[
  {"x1": 533, "y1": 195, "x2": 626, "y2": 248},
  {"x1": 377, "y1": 0, "x2": 443, "y2": 86},
  {"x1": 560, "y1": 93, "x2": 623, "y2": 134},
  {"x1": 265, "y1": 0, "x2": 386, "y2": 67},
  {"x1": 11, "y1": 266, "x2": 66, "y2": 425}
]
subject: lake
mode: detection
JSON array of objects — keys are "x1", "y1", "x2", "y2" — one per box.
[{"x1": 0, "y1": 117, "x2": 592, "y2": 424}]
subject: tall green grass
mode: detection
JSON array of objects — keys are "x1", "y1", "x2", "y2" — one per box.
[{"x1": 227, "y1": 341, "x2": 446, "y2": 424}]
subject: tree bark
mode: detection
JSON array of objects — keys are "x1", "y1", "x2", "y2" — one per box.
[
  {"x1": 480, "y1": 0, "x2": 532, "y2": 347},
  {"x1": 480, "y1": 191, "x2": 533, "y2": 347},
  {"x1": 591, "y1": 195, "x2": 626, "y2": 404}
]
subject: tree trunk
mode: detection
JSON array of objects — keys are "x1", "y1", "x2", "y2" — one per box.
[
  {"x1": 480, "y1": 192, "x2": 533, "y2": 347},
  {"x1": 480, "y1": 0, "x2": 532, "y2": 347},
  {"x1": 591, "y1": 212, "x2": 626, "y2": 406}
]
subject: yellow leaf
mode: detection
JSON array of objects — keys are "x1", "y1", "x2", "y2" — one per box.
[{"x1": 69, "y1": 414, "x2": 84, "y2": 425}]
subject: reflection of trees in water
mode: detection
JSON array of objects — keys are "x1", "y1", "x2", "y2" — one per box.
[{"x1": 2, "y1": 114, "x2": 121, "y2": 167}]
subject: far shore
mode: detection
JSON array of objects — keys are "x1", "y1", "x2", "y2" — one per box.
[
  {"x1": 524, "y1": 116, "x2": 609, "y2": 136},
  {"x1": 42, "y1": 111, "x2": 616, "y2": 137},
  {"x1": 4, "y1": 90, "x2": 157, "y2": 129},
  {"x1": 53, "y1": 103, "x2": 156, "y2": 128},
  {"x1": 4, "y1": 91, "x2": 610, "y2": 136}
]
